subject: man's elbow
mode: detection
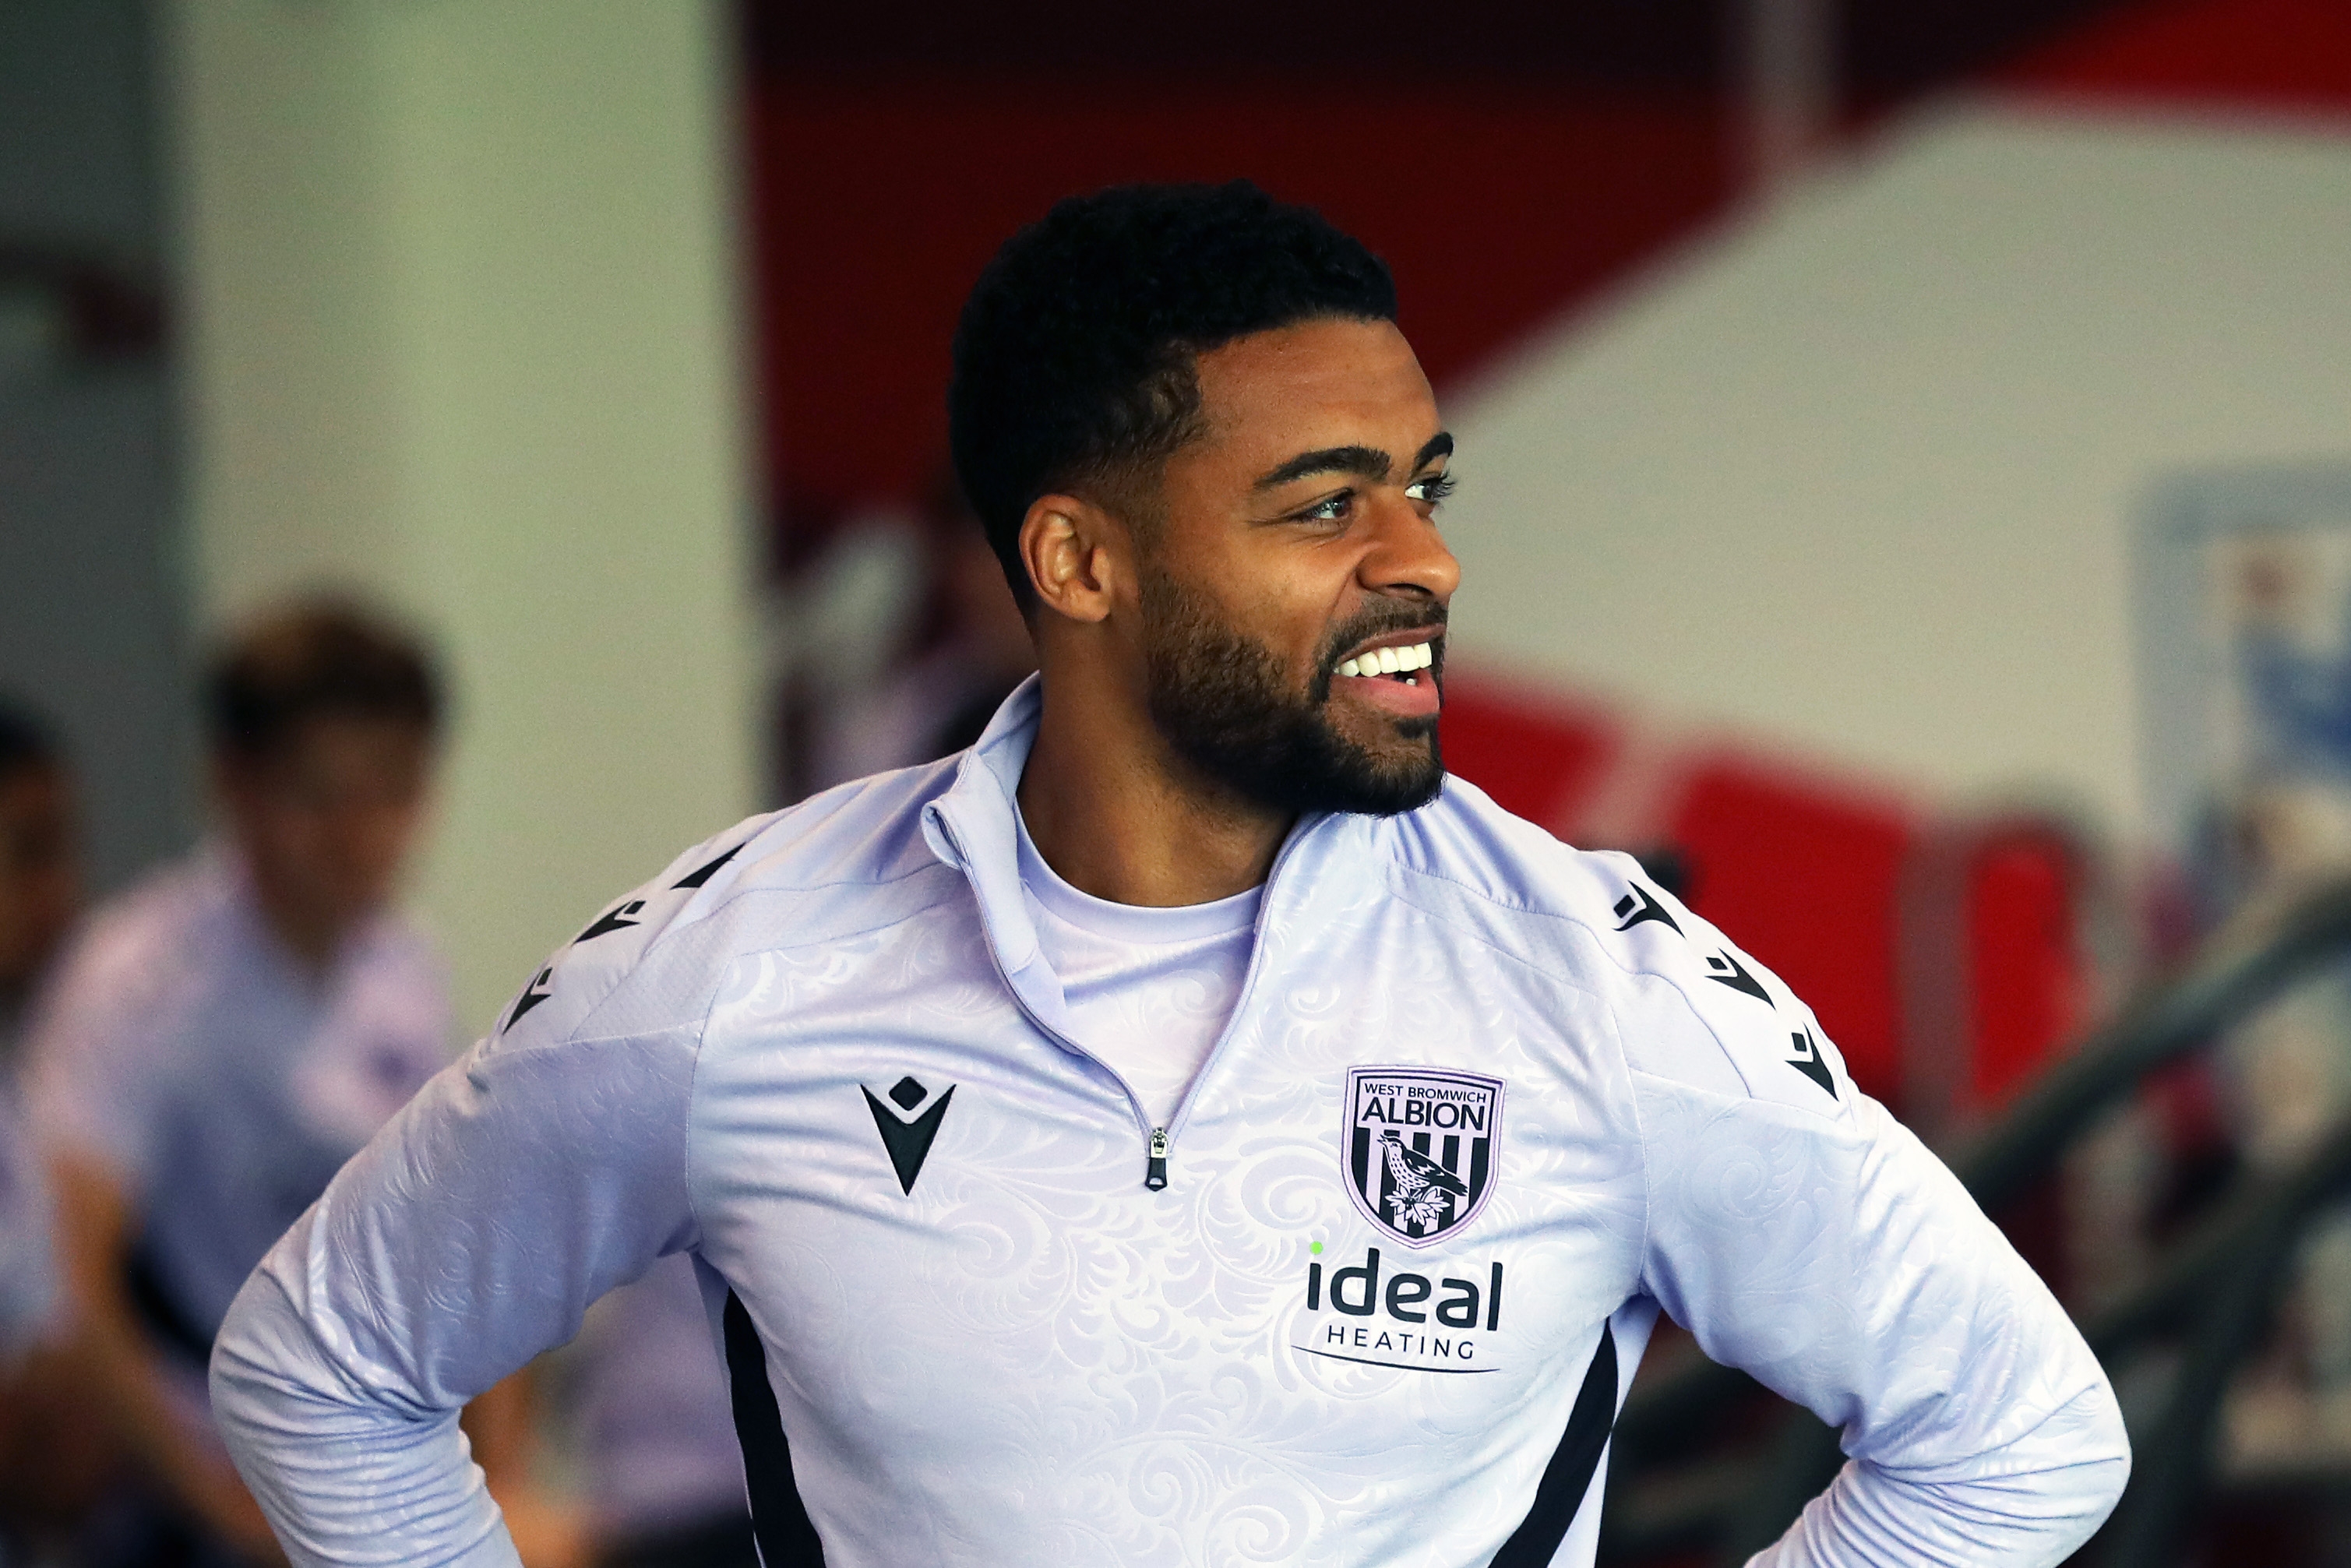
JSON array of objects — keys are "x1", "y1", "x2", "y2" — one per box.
[
  {"x1": 2078, "y1": 1374, "x2": 2132, "y2": 1527},
  {"x1": 2037, "y1": 1369, "x2": 2131, "y2": 1554},
  {"x1": 207, "y1": 1263, "x2": 322, "y2": 1460}
]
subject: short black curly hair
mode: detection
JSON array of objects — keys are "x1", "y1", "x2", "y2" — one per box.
[{"x1": 949, "y1": 181, "x2": 1398, "y2": 610}]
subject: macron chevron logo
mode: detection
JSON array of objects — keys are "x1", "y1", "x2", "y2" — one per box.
[{"x1": 862, "y1": 1076, "x2": 955, "y2": 1195}]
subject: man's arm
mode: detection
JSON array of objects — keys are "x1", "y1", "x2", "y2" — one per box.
[
  {"x1": 1630, "y1": 1066, "x2": 2128, "y2": 1566},
  {"x1": 210, "y1": 1024, "x2": 701, "y2": 1567},
  {"x1": 51, "y1": 1153, "x2": 287, "y2": 1563},
  {"x1": 0, "y1": 1093, "x2": 55, "y2": 1351},
  {"x1": 15, "y1": 918, "x2": 282, "y2": 1556}
]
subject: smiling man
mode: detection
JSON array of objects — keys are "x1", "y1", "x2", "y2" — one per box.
[{"x1": 210, "y1": 183, "x2": 2126, "y2": 1568}]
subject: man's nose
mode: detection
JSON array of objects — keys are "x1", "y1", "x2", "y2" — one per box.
[{"x1": 1360, "y1": 496, "x2": 1461, "y2": 604}]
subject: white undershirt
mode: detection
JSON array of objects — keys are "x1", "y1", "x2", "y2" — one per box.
[{"x1": 1015, "y1": 812, "x2": 1259, "y2": 1130}]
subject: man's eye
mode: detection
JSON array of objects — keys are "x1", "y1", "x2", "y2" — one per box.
[
  {"x1": 1295, "y1": 492, "x2": 1353, "y2": 523},
  {"x1": 1408, "y1": 473, "x2": 1457, "y2": 506}
]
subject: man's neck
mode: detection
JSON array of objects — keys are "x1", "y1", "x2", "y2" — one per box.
[{"x1": 1017, "y1": 681, "x2": 1292, "y2": 908}]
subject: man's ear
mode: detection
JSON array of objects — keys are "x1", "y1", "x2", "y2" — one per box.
[{"x1": 1019, "y1": 493, "x2": 1126, "y2": 625}]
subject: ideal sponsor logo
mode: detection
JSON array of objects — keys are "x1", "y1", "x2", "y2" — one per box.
[
  {"x1": 1292, "y1": 1246, "x2": 1505, "y2": 1374},
  {"x1": 1344, "y1": 1066, "x2": 1503, "y2": 1248}
]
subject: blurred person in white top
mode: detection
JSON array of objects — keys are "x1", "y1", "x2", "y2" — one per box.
[
  {"x1": 0, "y1": 699, "x2": 93, "y2": 1552},
  {"x1": 803, "y1": 473, "x2": 1038, "y2": 798},
  {"x1": 24, "y1": 604, "x2": 568, "y2": 1567}
]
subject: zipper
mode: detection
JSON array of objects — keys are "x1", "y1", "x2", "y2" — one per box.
[
  {"x1": 1134, "y1": 817, "x2": 1323, "y2": 1193},
  {"x1": 1155, "y1": 815, "x2": 1321, "y2": 1148},
  {"x1": 932, "y1": 809, "x2": 1168, "y2": 1184},
  {"x1": 934, "y1": 802, "x2": 1327, "y2": 1196}
]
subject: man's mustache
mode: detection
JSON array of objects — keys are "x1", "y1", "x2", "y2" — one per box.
[{"x1": 1310, "y1": 604, "x2": 1449, "y2": 698}]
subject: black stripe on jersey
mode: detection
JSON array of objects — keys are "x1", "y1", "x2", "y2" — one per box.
[
  {"x1": 723, "y1": 1289, "x2": 826, "y2": 1566},
  {"x1": 1487, "y1": 1322, "x2": 1619, "y2": 1567},
  {"x1": 675, "y1": 841, "x2": 743, "y2": 889}
]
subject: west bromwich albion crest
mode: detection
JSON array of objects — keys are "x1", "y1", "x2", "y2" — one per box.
[{"x1": 1343, "y1": 1066, "x2": 1505, "y2": 1248}]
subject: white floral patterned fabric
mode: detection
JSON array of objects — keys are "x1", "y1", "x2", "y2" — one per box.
[{"x1": 211, "y1": 677, "x2": 2125, "y2": 1567}]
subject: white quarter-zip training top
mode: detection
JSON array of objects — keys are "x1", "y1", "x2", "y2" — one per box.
[{"x1": 211, "y1": 677, "x2": 2127, "y2": 1567}]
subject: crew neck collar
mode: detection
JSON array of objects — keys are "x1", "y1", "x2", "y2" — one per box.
[{"x1": 1014, "y1": 801, "x2": 1261, "y2": 945}]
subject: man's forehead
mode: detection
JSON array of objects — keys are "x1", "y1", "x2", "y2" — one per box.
[{"x1": 1190, "y1": 319, "x2": 1440, "y2": 458}]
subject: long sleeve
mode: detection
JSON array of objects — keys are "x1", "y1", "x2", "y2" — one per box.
[
  {"x1": 1631, "y1": 1069, "x2": 2128, "y2": 1566},
  {"x1": 209, "y1": 1024, "x2": 701, "y2": 1566},
  {"x1": 0, "y1": 1091, "x2": 56, "y2": 1351}
]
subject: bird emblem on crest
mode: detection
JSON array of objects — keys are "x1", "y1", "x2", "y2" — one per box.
[{"x1": 1379, "y1": 1129, "x2": 1471, "y2": 1232}]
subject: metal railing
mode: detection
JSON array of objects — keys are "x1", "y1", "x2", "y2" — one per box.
[{"x1": 1602, "y1": 876, "x2": 2351, "y2": 1566}]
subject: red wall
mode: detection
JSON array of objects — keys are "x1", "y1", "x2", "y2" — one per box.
[
  {"x1": 745, "y1": 80, "x2": 1731, "y2": 544},
  {"x1": 2007, "y1": 0, "x2": 2351, "y2": 107}
]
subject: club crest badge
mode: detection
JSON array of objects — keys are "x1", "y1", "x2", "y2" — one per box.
[{"x1": 1343, "y1": 1066, "x2": 1504, "y2": 1248}]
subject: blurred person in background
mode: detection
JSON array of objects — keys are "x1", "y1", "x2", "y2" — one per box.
[
  {"x1": 806, "y1": 472, "x2": 1037, "y2": 793},
  {"x1": 0, "y1": 1073, "x2": 64, "y2": 1563},
  {"x1": 23, "y1": 604, "x2": 569, "y2": 1567},
  {"x1": 0, "y1": 701, "x2": 79, "y2": 1064},
  {"x1": 0, "y1": 699, "x2": 78, "y2": 1556}
]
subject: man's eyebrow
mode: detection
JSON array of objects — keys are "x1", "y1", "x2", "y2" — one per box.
[
  {"x1": 1253, "y1": 445, "x2": 1392, "y2": 492},
  {"x1": 1250, "y1": 432, "x2": 1455, "y2": 492}
]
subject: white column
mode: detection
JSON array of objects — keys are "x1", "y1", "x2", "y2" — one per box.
[{"x1": 167, "y1": 0, "x2": 760, "y2": 1031}]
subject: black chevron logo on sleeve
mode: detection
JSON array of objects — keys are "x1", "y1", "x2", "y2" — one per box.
[
  {"x1": 576, "y1": 899, "x2": 646, "y2": 943},
  {"x1": 1612, "y1": 883, "x2": 1682, "y2": 935},
  {"x1": 1785, "y1": 1029, "x2": 1838, "y2": 1100},
  {"x1": 862, "y1": 1079, "x2": 956, "y2": 1195},
  {"x1": 1704, "y1": 951, "x2": 1771, "y2": 1004},
  {"x1": 504, "y1": 967, "x2": 555, "y2": 1032},
  {"x1": 673, "y1": 842, "x2": 742, "y2": 889}
]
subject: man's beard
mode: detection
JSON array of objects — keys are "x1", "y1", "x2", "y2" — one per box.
[{"x1": 1138, "y1": 565, "x2": 1445, "y2": 817}]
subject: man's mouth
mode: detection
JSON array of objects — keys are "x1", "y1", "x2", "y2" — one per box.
[
  {"x1": 1329, "y1": 634, "x2": 1443, "y2": 721},
  {"x1": 1334, "y1": 640, "x2": 1436, "y2": 688}
]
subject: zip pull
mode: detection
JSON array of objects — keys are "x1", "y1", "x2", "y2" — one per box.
[{"x1": 1145, "y1": 1127, "x2": 1169, "y2": 1190}]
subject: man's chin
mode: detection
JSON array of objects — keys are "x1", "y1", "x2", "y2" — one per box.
[
  {"x1": 1329, "y1": 668, "x2": 1442, "y2": 722},
  {"x1": 1322, "y1": 706, "x2": 1439, "y2": 769},
  {"x1": 1175, "y1": 714, "x2": 1442, "y2": 818},
  {"x1": 1351, "y1": 757, "x2": 1446, "y2": 817},
  {"x1": 1304, "y1": 730, "x2": 1445, "y2": 817}
]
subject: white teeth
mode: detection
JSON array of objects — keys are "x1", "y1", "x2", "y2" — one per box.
[{"x1": 1339, "y1": 642, "x2": 1436, "y2": 679}]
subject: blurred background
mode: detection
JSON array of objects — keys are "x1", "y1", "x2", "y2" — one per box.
[{"x1": 4, "y1": 0, "x2": 2351, "y2": 1564}]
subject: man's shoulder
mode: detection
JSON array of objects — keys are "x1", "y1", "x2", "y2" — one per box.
[
  {"x1": 485, "y1": 758, "x2": 968, "y2": 1055},
  {"x1": 30, "y1": 852, "x2": 231, "y2": 1049},
  {"x1": 1376, "y1": 777, "x2": 1859, "y2": 1122},
  {"x1": 1371, "y1": 775, "x2": 1679, "y2": 975}
]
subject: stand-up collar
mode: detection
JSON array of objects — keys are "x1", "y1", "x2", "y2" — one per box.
[
  {"x1": 920, "y1": 676, "x2": 1070, "y2": 1034},
  {"x1": 919, "y1": 674, "x2": 1371, "y2": 1053}
]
